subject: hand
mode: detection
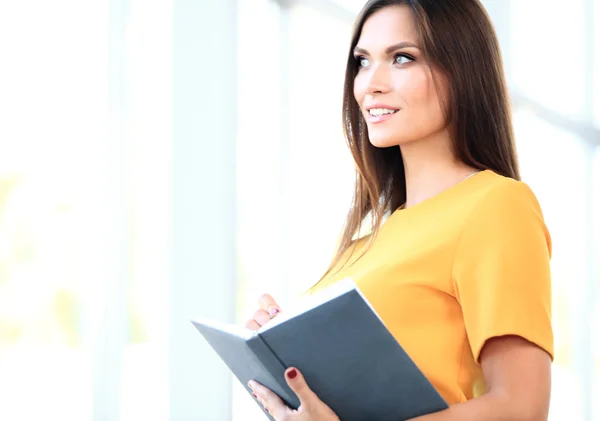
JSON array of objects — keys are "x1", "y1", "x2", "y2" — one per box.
[
  {"x1": 245, "y1": 293, "x2": 281, "y2": 331},
  {"x1": 248, "y1": 367, "x2": 340, "y2": 421}
]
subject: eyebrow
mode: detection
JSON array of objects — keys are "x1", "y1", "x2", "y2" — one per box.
[{"x1": 353, "y1": 41, "x2": 421, "y2": 56}]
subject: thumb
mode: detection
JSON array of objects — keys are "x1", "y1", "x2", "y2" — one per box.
[{"x1": 285, "y1": 367, "x2": 317, "y2": 408}]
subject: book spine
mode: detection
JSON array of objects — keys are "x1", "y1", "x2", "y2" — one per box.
[{"x1": 247, "y1": 334, "x2": 300, "y2": 409}]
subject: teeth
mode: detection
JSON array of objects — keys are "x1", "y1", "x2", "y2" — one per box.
[{"x1": 369, "y1": 108, "x2": 397, "y2": 116}]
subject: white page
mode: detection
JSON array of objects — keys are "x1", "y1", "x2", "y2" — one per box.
[{"x1": 192, "y1": 316, "x2": 257, "y2": 340}]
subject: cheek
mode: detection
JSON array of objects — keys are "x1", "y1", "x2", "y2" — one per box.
[
  {"x1": 398, "y1": 69, "x2": 435, "y2": 108},
  {"x1": 399, "y1": 70, "x2": 447, "y2": 130}
]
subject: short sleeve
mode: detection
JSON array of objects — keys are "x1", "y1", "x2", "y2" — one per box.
[{"x1": 452, "y1": 181, "x2": 554, "y2": 363}]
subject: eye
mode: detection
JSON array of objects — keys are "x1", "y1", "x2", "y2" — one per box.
[
  {"x1": 394, "y1": 53, "x2": 414, "y2": 65},
  {"x1": 355, "y1": 56, "x2": 371, "y2": 68}
]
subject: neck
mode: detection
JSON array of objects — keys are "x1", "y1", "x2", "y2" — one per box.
[{"x1": 400, "y1": 130, "x2": 478, "y2": 209}]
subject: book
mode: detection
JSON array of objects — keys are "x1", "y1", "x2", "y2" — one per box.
[{"x1": 191, "y1": 279, "x2": 448, "y2": 421}]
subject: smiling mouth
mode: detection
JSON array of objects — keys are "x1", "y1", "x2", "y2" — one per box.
[{"x1": 367, "y1": 108, "x2": 399, "y2": 117}]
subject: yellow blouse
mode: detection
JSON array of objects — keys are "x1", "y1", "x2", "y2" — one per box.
[{"x1": 310, "y1": 170, "x2": 553, "y2": 404}]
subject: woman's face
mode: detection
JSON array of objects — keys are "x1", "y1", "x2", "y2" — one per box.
[{"x1": 353, "y1": 5, "x2": 448, "y2": 148}]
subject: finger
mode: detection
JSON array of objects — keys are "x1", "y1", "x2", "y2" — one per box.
[
  {"x1": 285, "y1": 367, "x2": 317, "y2": 409},
  {"x1": 258, "y1": 294, "x2": 281, "y2": 317},
  {"x1": 248, "y1": 380, "x2": 290, "y2": 420},
  {"x1": 252, "y1": 309, "x2": 271, "y2": 327},
  {"x1": 245, "y1": 319, "x2": 261, "y2": 331}
]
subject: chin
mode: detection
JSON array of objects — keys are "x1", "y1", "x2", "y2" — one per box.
[
  {"x1": 368, "y1": 139, "x2": 397, "y2": 148},
  {"x1": 367, "y1": 132, "x2": 406, "y2": 148}
]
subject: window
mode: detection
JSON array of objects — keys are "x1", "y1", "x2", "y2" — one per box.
[
  {"x1": 0, "y1": 1, "x2": 108, "y2": 420},
  {"x1": 119, "y1": 0, "x2": 172, "y2": 419},
  {"x1": 0, "y1": 1, "x2": 172, "y2": 420},
  {"x1": 593, "y1": 149, "x2": 600, "y2": 421},
  {"x1": 513, "y1": 109, "x2": 595, "y2": 420},
  {"x1": 507, "y1": 0, "x2": 599, "y2": 417},
  {"x1": 509, "y1": 0, "x2": 588, "y2": 118},
  {"x1": 594, "y1": 0, "x2": 600, "y2": 127}
]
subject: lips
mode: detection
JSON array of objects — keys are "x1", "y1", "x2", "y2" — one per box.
[
  {"x1": 365, "y1": 107, "x2": 400, "y2": 124},
  {"x1": 368, "y1": 109, "x2": 399, "y2": 117},
  {"x1": 366, "y1": 104, "x2": 399, "y2": 112}
]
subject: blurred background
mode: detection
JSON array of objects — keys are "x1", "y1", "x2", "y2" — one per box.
[{"x1": 0, "y1": 0, "x2": 598, "y2": 420}]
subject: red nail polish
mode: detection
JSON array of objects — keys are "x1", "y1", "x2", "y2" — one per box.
[
  {"x1": 252, "y1": 393, "x2": 257, "y2": 398},
  {"x1": 265, "y1": 408, "x2": 270, "y2": 413},
  {"x1": 287, "y1": 368, "x2": 297, "y2": 379}
]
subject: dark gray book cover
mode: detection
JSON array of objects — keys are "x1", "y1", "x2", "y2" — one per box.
[{"x1": 192, "y1": 279, "x2": 448, "y2": 421}]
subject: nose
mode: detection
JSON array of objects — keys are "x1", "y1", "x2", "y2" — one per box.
[{"x1": 365, "y1": 63, "x2": 391, "y2": 95}]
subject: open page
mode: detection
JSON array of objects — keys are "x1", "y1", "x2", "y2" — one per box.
[{"x1": 192, "y1": 316, "x2": 256, "y2": 341}]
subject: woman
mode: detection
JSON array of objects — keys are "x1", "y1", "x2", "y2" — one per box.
[{"x1": 246, "y1": 0, "x2": 553, "y2": 420}]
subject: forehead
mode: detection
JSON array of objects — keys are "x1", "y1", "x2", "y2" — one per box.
[{"x1": 357, "y1": 5, "x2": 419, "y2": 48}]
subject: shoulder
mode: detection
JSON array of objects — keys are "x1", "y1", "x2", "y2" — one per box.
[
  {"x1": 454, "y1": 170, "x2": 551, "y2": 256},
  {"x1": 468, "y1": 170, "x2": 545, "y2": 222}
]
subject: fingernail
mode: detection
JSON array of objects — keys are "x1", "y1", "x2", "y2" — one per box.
[
  {"x1": 248, "y1": 380, "x2": 254, "y2": 388},
  {"x1": 252, "y1": 393, "x2": 257, "y2": 399},
  {"x1": 269, "y1": 307, "x2": 280, "y2": 316},
  {"x1": 265, "y1": 408, "x2": 270, "y2": 413},
  {"x1": 287, "y1": 368, "x2": 297, "y2": 379}
]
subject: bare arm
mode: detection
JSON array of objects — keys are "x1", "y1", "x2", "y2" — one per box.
[{"x1": 409, "y1": 335, "x2": 551, "y2": 421}]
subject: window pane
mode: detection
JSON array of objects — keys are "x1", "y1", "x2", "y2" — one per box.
[
  {"x1": 120, "y1": 0, "x2": 172, "y2": 420},
  {"x1": 285, "y1": 2, "x2": 355, "y2": 291},
  {"x1": 514, "y1": 108, "x2": 595, "y2": 421},
  {"x1": 234, "y1": 2, "x2": 355, "y2": 419},
  {"x1": 593, "y1": 148, "x2": 600, "y2": 421},
  {"x1": 235, "y1": 0, "x2": 284, "y2": 301},
  {"x1": 0, "y1": 1, "x2": 108, "y2": 420},
  {"x1": 234, "y1": 0, "x2": 287, "y2": 419},
  {"x1": 594, "y1": 0, "x2": 600, "y2": 127},
  {"x1": 331, "y1": 0, "x2": 366, "y2": 14},
  {"x1": 510, "y1": 0, "x2": 587, "y2": 117}
]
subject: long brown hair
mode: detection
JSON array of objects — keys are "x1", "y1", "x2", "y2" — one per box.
[{"x1": 322, "y1": 0, "x2": 519, "y2": 280}]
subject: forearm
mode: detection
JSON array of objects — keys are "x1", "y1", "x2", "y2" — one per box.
[{"x1": 408, "y1": 392, "x2": 546, "y2": 421}]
